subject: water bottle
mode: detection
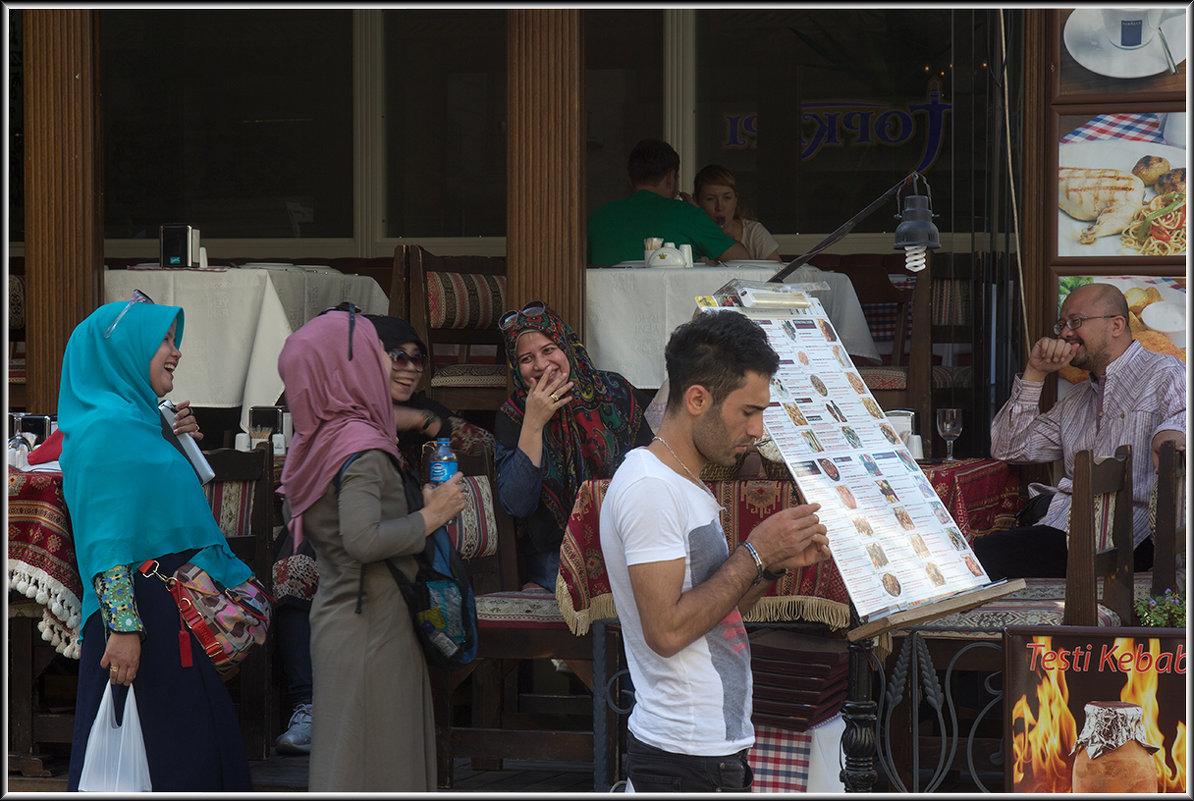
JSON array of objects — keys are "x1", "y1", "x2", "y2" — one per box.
[
  {"x1": 429, "y1": 438, "x2": 458, "y2": 485},
  {"x1": 428, "y1": 437, "x2": 461, "y2": 540}
]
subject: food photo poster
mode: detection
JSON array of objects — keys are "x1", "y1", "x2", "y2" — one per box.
[
  {"x1": 705, "y1": 290, "x2": 990, "y2": 621},
  {"x1": 1057, "y1": 111, "x2": 1186, "y2": 259},
  {"x1": 1004, "y1": 626, "x2": 1186, "y2": 794},
  {"x1": 1059, "y1": 7, "x2": 1187, "y2": 96},
  {"x1": 1055, "y1": 274, "x2": 1186, "y2": 400}
]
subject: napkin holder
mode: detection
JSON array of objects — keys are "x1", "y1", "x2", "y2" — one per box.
[{"x1": 160, "y1": 224, "x2": 201, "y2": 269}]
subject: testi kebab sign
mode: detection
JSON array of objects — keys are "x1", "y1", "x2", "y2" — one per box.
[{"x1": 1005, "y1": 626, "x2": 1187, "y2": 794}]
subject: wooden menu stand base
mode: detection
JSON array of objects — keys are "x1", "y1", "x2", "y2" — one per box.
[{"x1": 838, "y1": 579, "x2": 1026, "y2": 792}]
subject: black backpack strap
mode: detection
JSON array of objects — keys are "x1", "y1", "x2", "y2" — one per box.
[
  {"x1": 332, "y1": 450, "x2": 404, "y2": 614},
  {"x1": 332, "y1": 452, "x2": 369, "y2": 613}
]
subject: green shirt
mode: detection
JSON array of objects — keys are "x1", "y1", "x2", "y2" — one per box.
[{"x1": 586, "y1": 190, "x2": 738, "y2": 266}]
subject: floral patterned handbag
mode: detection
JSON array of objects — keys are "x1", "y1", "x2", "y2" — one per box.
[{"x1": 138, "y1": 559, "x2": 273, "y2": 677}]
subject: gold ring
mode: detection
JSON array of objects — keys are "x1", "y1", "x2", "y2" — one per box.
[
  {"x1": 109, "y1": 666, "x2": 119, "y2": 672},
  {"x1": 550, "y1": 393, "x2": 559, "y2": 402}
]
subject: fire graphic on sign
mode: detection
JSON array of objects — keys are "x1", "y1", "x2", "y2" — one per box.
[{"x1": 1010, "y1": 635, "x2": 1186, "y2": 793}]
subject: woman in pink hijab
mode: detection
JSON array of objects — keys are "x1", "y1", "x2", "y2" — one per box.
[{"x1": 277, "y1": 307, "x2": 464, "y2": 792}]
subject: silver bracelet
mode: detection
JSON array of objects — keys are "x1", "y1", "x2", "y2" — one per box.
[{"x1": 741, "y1": 542, "x2": 766, "y2": 585}]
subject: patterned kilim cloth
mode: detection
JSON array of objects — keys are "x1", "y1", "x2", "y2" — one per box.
[
  {"x1": 749, "y1": 724, "x2": 813, "y2": 793},
  {"x1": 557, "y1": 479, "x2": 852, "y2": 637},
  {"x1": 1060, "y1": 113, "x2": 1164, "y2": 144},
  {"x1": 924, "y1": 458, "x2": 1023, "y2": 541},
  {"x1": 8, "y1": 468, "x2": 83, "y2": 657}
]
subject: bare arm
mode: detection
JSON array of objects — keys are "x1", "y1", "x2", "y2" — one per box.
[
  {"x1": 717, "y1": 241, "x2": 753, "y2": 262},
  {"x1": 628, "y1": 504, "x2": 828, "y2": 658}
]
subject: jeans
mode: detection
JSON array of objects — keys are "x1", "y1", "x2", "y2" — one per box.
[
  {"x1": 626, "y1": 731, "x2": 753, "y2": 793},
  {"x1": 275, "y1": 604, "x2": 314, "y2": 710}
]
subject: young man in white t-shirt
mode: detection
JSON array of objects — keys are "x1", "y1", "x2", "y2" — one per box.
[{"x1": 601, "y1": 310, "x2": 831, "y2": 792}]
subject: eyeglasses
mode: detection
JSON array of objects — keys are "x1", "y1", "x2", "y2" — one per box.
[
  {"x1": 1052, "y1": 314, "x2": 1122, "y2": 336},
  {"x1": 388, "y1": 348, "x2": 426, "y2": 372},
  {"x1": 498, "y1": 300, "x2": 547, "y2": 331},
  {"x1": 104, "y1": 289, "x2": 155, "y2": 338},
  {"x1": 317, "y1": 302, "x2": 360, "y2": 360}
]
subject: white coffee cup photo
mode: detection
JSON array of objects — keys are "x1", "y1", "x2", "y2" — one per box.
[{"x1": 1101, "y1": 8, "x2": 1163, "y2": 50}]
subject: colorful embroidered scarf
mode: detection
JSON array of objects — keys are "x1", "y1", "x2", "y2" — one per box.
[{"x1": 498, "y1": 304, "x2": 645, "y2": 530}]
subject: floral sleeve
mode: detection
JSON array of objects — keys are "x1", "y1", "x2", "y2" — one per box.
[{"x1": 94, "y1": 565, "x2": 145, "y2": 636}]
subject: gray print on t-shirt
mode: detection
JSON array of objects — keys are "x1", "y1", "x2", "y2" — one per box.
[{"x1": 688, "y1": 519, "x2": 751, "y2": 741}]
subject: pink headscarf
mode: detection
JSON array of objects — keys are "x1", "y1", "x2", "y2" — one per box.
[{"x1": 277, "y1": 311, "x2": 400, "y2": 546}]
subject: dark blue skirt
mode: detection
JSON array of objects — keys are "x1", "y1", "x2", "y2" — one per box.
[{"x1": 67, "y1": 549, "x2": 252, "y2": 791}]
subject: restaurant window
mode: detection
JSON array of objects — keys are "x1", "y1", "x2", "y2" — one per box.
[
  {"x1": 101, "y1": 10, "x2": 353, "y2": 239},
  {"x1": 693, "y1": 9, "x2": 994, "y2": 242},
  {"x1": 584, "y1": 10, "x2": 665, "y2": 216},
  {"x1": 382, "y1": 10, "x2": 506, "y2": 238}
]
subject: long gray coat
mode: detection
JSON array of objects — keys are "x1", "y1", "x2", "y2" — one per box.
[{"x1": 303, "y1": 449, "x2": 436, "y2": 792}]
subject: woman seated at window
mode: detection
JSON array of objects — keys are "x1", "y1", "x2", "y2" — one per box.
[{"x1": 693, "y1": 164, "x2": 781, "y2": 262}]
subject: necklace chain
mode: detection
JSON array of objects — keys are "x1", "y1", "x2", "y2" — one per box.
[{"x1": 653, "y1": 435, "x2": 711, "y2": 494}]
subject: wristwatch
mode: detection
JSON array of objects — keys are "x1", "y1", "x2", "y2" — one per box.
[{"x1": 418, "y1": 409, "x2": 437, "y2": 434}]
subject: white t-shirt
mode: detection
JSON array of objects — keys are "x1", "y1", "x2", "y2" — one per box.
[
  {"x1": 600, "y1": 447, "x2": 754, "y2": 757},
  {"x1": 740, "y1": 218, "x2": 780, "y2": 261}
]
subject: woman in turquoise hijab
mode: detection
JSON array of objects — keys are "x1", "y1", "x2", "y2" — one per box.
[{"x1": 60, "y1": 298, "x2": 253, "y2": 791}]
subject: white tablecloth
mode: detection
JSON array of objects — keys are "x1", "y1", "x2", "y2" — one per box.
[
  {"x1": 103, "y1": 266, "x2": 389, "y2": 430},
  {"x1": 584, "y1": 265, "x2": 880, "y2": 389}
]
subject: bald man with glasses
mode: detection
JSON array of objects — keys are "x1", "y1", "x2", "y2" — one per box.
[{"x1": 975, "y1": 282, "x2": 1186, "y2": 579}]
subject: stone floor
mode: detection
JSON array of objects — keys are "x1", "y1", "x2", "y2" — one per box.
[{"x1": 7, "y1": 754, "x2": 603, "y2": 794}]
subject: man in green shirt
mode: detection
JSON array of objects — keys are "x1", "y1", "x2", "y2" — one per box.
[{"x1": 587, "y1": 139, "x2": 752, "y2": 267}]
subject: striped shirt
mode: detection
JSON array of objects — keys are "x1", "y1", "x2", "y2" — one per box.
[{"x1": 990, "y1": 340, "x2": 1186, "y2": 546}]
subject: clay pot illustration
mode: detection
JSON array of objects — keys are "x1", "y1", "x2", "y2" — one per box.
[{"x1": 1071, "y1": 701, "x2": 1159, "y2": 793}]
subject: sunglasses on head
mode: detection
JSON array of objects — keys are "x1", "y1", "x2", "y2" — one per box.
[
  {"x1": 387, "y1": 348, "x2": 426, "y2": 371},
  {"x1": 498, "y1": 300, "x2": 547, "y2": 331},
  {"x1": 317, "y1": 302, "x2": 361, "y2": 360},
  {"x1": 104, "y1": 289, "x2": 155, "y2": 338}
]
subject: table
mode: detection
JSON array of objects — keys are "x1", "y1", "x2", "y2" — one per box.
[
  {"x1": 555, "y1": 458, "x2": 1021, "y2": 639},
  {"x1": 584, "y1": 265, "x2": 881, "y2": 389},
  {"x1": 104, "y1": 266, "x2": 389, "y2": 431}
]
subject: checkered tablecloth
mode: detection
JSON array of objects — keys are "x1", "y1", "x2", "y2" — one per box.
[
  {"x1": 749, "y1": 724, "x2": 813, "y2": 792},
  {"x1": 1060, "y1": 113, "x2": 1165, "y2": 144}
]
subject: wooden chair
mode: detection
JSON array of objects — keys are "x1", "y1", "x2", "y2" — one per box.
[
  {"x1": 397, "y1": 244, "x2": 510, "y2": 414},
  {"x1": 424, "y1": 447, "x2": 620, "y2": 790},
  {"x1": 806, "y1": 252, "x2": 932, "y2": 435},
  {"x1": 882, "y1": 445, "x2": 1143, "y2": 791},
  {"x1": 203, "y1": 441, "x2": 276, "y2": 760},
  {"x1": 1149, "y1": 439, "x2": 1186, "y2": 597}
]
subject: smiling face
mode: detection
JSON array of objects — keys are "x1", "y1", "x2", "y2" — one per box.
[
  {"x1": 697, "y1": 183, "x2": 738, "y2": 229},
  {"x1": 387, "y1": 340, "x2": 425, "y2": 403},
  {"x1": 692, "y1": 370, "x2": 771, "y2": 468},
  {"x1": 515, "y1": 330, "x2": 571, "y2": 387},
  {"x1": 149, "y1": 321, "x2": 180, "y2": 397},
  {"x1": 1057, "y1": 286, "x2": 1126, "y2": 374}
]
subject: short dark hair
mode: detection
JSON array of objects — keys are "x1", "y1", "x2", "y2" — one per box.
[
  {"x1": 628, "y1": 139, "x2": 680, "y2": 186},
  {"x1": 664, "y1": 311, "x2": 779, "y2": 411}
]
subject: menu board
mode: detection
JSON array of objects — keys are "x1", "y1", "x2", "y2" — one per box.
[{"x1": 703, "y1": 281, "x2": 992, "y2": 621}]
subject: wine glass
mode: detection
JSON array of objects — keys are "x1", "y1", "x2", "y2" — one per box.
[{"x1": 936, "y1": 408, "x2": 963, "y2": 461}]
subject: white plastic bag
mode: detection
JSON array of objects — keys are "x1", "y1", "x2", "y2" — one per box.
[{"x1": 78, "y1": 683, "x2": 152, "y2": 792}]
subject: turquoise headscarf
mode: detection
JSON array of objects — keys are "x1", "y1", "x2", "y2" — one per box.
[{"x1": 58, "y1": 301, "x2": 250, "y2": 632}]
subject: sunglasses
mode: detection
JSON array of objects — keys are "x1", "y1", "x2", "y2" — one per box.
[
  {"x1": 104, "y1": 289, "x2": 155, "y2": 338},
  {"x1": 317, "y1": 302, "x2": 361, "y2": 360},
  {"x1": 498, "y1": 300, "x2": 547, "y2": 331},
  {"x1": 388, "y1": 348, "x2": 426, "y2": 371}
]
